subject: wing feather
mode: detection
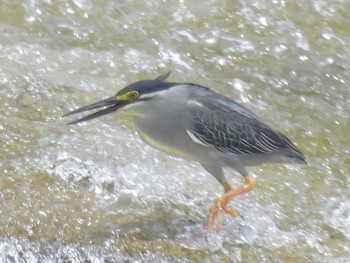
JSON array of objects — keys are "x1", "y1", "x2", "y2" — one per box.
[{"x1": 187, "y1": 92, "x2": 294, "y2": 155}]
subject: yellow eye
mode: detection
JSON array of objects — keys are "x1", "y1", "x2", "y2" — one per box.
[{"x1": 128, "y1": 91, "x2": 139, "y2": 100}]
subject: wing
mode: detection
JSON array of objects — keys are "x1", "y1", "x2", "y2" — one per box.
[{"x1": 187, "y1": 91, "x2": 296, "y2": 155}]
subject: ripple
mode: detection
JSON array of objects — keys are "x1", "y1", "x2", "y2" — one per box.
[{"x1": 0, "y1": 0, "x2": 349, "y2": 261}]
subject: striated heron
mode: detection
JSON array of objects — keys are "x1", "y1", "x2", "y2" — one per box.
[{"x1": 63, "y1": 72, "x2": 306, "y2": 232}]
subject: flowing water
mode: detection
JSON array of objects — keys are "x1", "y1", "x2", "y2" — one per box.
[{"x1": 1, "y1": 0, "x2": 349, "y2": 262}]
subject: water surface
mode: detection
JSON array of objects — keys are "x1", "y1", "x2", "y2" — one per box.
[{"x1": 1, "y1": 0, "x2": 349, "y2": 262}]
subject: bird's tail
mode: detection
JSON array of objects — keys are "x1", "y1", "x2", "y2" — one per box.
[
  {"x1": 280, "y1": 134, "x2": 307, "y2": 165},
  {"x1": 286, "y1": 151, "x2": 307, "y2": 165}
]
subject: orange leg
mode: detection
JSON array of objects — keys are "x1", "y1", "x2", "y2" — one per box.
[{"x1": 207, "y1": 176, "x2": 256, "y2": 232}]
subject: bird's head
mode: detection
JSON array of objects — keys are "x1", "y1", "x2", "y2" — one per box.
[{"x1": 63, "y1": 71, "x2": 174, "y2": 125}]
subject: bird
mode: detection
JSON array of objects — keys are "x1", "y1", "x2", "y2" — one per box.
[{"x1": 63, "y1": 71, "x2": 306, "y2": 232}]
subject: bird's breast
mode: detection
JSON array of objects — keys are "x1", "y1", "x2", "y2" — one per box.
[{"x1": 130, "y1": 98, "x2": 210, "y2": 162}]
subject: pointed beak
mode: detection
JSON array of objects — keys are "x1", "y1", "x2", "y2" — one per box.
[{"x1": 63, "y1": 96, "x2": 127, "y2": 125}]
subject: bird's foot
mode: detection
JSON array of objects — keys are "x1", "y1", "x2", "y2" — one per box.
[
  {"x1": 206, "y1": 176, "x2": 256, "y2": 233},
  {"x1": 206, "y1": 194, "x2": 239, "y2": 232}
]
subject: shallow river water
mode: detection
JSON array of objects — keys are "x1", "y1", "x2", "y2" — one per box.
[{"x1": 1, "y1": 0, "x2": 350, "y2": 262}]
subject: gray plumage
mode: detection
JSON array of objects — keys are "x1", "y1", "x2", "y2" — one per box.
[
  {"x1": 64, "y1": 72, "x2": 306, "y2": 231},
  {"x1": 188, "y1": 87, "x2": 304, "y2": 159}
]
